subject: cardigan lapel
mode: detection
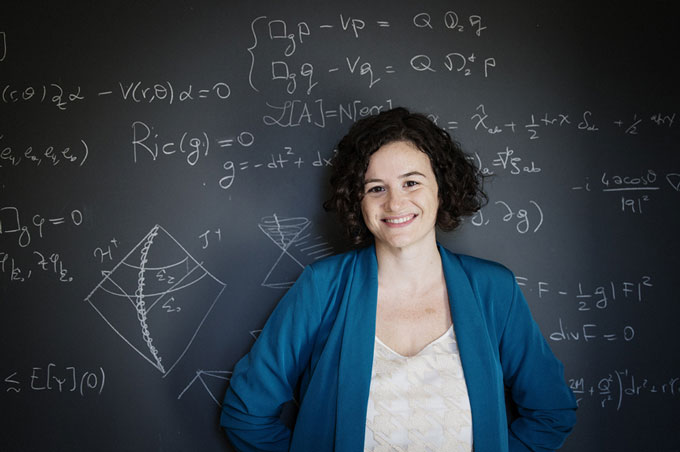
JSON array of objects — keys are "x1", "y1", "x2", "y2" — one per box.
[
  {"x1": 334, "y1": 246, "x2": 378, "y2": 451},
  {"x1": 333, "y1": 245, "x2": 505, "y2": 451},
  {"x1": 439, "y1": 245, "x2": 505, "y2": 451}
]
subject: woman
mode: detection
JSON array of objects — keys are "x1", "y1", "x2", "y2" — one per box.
[{"x1": 221, "y1": 107, "x2": 577, "y2": 451}]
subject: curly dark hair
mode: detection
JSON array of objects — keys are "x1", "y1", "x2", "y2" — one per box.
[{"x1": 323, "y1": 107, "x2": 488, "y2": 246}]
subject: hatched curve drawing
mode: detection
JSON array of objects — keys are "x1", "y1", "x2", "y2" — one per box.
[
  {"x1": 259, "y1": 214, "x2": 334, "y2": 289},
  {"x1": 85, "y1": 225, "x2": 227, "y2": 377}
]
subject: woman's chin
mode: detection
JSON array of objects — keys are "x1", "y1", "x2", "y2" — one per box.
[{"x1": 375, "y1": 232, "x2": 434, "y2": 253}]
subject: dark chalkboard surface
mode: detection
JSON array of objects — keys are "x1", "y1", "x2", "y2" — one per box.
[{"x1": 2, "y1": 1, "x2": 679, "y2": 451}]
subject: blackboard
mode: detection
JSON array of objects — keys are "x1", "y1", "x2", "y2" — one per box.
[{"x1": 2, "y1": 1, "x2": 679, "y2": 451}]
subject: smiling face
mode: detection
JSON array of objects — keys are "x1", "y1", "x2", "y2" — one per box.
[{"x1": 361, "y1": 140, "x2": 440, "y2": 253}]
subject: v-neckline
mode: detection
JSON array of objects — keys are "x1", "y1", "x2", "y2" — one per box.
[{"x1": 375, "y1": 324, "x2": 454, "y2": 358}]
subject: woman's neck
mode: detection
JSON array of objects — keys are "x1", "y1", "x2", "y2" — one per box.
[{"x1": 374, "y1": 239, "x2": 443, "y2": 291}]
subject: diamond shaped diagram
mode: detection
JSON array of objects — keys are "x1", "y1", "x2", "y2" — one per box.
[{"x1": 85, "y1": 225, "x2": 226, "y2": 377}]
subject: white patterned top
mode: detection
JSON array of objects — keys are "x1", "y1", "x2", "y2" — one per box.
[{"x1": 364, "y1": 325, "x2": 474, "y2": 452}]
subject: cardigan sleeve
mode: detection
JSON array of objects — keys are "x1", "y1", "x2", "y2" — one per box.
[
  {"x1": 498, "y1": 273, "x2": 577, "y2": 451},
  {"x1": 220, "y1": 266, "x2": 323, "y2": 451}
]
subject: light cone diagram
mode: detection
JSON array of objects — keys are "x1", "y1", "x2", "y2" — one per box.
[
  {"x1": 258, "y1": 214, "x2": 334, "y2": 289},
  {"x1": 85, "y1": 225, "x2": 226, "y2": 376}
]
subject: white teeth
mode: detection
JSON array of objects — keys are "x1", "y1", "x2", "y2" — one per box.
[{"x1": 385, "y1": 215, "x2": 414, "y2": 224}]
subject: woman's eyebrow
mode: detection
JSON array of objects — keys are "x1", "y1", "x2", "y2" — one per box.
[
  {"x1": 364, "y1": 171, "x2": 427, "y2": 185},
  {"x1": 399, "y1": 171, "x2": 427, "y2": 179},
  {"x1": 363, "y1": 177, "x2": 383, "y2": 185}
]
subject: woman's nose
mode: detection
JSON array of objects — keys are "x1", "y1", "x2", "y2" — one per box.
[{"x1": 385, "y1": 190, "x2": 404, "y2": 211}]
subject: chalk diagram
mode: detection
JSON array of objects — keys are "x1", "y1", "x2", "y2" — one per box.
[
  {"x1": 178, "y1": 370, "x2": 232, "y2": 406},
  {"x1": 249, "y1": 329, "x2": 262, "y2": 340},
  {"x1": 85, "y1": 225, "x2": 227, "y2": 377},
  {"x1": 259, "y1": 214, "x2": 334, "y2": 289},
  {"x1": 178, "y1": 331, "x2": 260, "y2": 405}
]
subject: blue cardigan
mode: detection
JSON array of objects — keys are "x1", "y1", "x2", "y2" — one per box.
[{"x1": 221, "y1": 245, "x2": 577, "y2": 451}]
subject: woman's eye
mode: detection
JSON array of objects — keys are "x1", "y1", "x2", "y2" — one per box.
[
  {"x1": 404, "y1": 180, "x2": 419, "y2": 187},
  {"x1": 366, "y1": 186, "x2": 384, "y2": 193}
]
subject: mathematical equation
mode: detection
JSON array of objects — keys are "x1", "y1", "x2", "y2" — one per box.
[
  {"x1": 130, "y1": 120, "x2": 337, "y2": 190},
  {"x1": 466, "y1": 105, "x2": 676, "y2": 139},
  {"x1": 572, "y1": 170, "x2": 680, "y2": 214},
  {"x1": 468, "y1": 199, "x2": 544, "y2": 234},
  {"x1": 219, "y1": 147, "x2": 335, "y2": 190},
  {"x1": 521, "y1": 276, "x2": 653, "y2": 342},
  {"x1": 0, "y1": 250, "x2": 73, "y2": 283},
  {"x1": 1, "y1": 80, "x2": 231, "y2": 110},
  {"x1": 569, "y1": 370, "x2": 679, "y2": 410},
  {"x1": 0, "y1": 206, "x2": 80, "y2": 283},
  {"x1": 132, "y1": 121, "x2": 212, "y2": 166},
  {"x1": 247, "y1": 12, "x2": 491, "y2": 93},
  {"x1": 260, "y1": 51, "x2": 496, "y2": 94},
  {"x1": 3, "y1": 364, "x2": 105, "y2": 397},
  {"x1": 1, "y1": 83, "x2": 85, "y2": 111},
  {"x1": 468, "y1": 147, "x2": 541, "y2": 176},
  {"x1": 107, "y1": 81, "x2": 231, "y2": 104},
  {"x1": 517, "y1": 275, "x2": 653, "y2": 312},
  {"x1": 262, "y1": 98, "x2": 393, "y2": 128},
  {"x1": 549, "y1": 318, "x2": 635, "y2": 343},
  {"x1": 255, "y1": 10, "x2": 487, "y2": 46},
  {"x1": 0, "y1": 206, "x2": 83, "y2": 249},
  {"x1": 0, "y1": 134, "x2": 89, "y2": 168},
  {"x1": 258, "y1": 98, "x2": 678, "y2": 145}
]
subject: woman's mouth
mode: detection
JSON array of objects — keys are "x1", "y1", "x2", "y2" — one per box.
[{"x1": 383, "y1": 214, "x2": 417, "y2": 225}]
